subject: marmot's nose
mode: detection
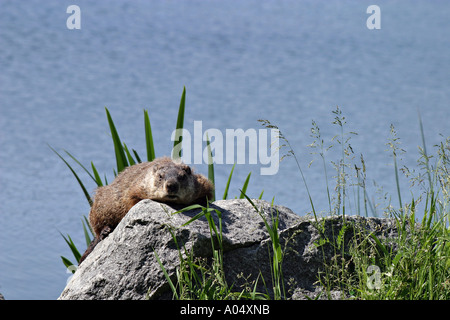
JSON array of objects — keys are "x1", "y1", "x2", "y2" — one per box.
[{"x1": 166, "y1": 180, "x2": 179, "y2": 194}]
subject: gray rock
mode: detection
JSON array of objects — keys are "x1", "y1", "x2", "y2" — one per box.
[
  {"x1": 223, "y1": 214, "x2": 400, "y2": 300},
  {"x1": 58, "y1": 199, "x2": 399, "y2": 300}
]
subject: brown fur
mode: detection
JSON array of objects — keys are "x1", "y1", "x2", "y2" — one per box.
[{"x1": 79, "y1": 157, "x2": 214, "y2": 264}]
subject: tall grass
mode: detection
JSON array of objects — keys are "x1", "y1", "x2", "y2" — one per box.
[
  {"x1": 260, "y1": 107, "x2": 449, "y2": 299},
  {"x1": 258, "y1": 119, "x2": 318, "y2": 222},
  {"x1": 327, "y1": 111, "x2": 447, "y2": 299},
  {"x1": 243, "y1": 196, "x2": 285, "y2": 300}
]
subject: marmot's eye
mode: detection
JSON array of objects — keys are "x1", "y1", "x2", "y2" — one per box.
[
  {"x1": 158, "y1": 173, "x2": 163, "y2": 181},
  {"x1": 179, "y1": 173, "x2": 187, "y2": 181}
]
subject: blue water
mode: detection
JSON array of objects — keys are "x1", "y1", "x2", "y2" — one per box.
[{"x1": 0, "y1": 0, "x2": 449, "y2": 299}]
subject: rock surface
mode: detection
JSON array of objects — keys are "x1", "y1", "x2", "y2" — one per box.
[{"x1": 59, "y1": 199, "x2": 399, "y2": 300}]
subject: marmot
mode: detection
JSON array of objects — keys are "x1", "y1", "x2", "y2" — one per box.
[{"x1": 79, "y1": 157, "x2": 214, "y2": 264}]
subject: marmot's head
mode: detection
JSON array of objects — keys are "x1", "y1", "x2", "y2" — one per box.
[{"x1": 144, "y1": 158, "x2": 214, "y2": 204}]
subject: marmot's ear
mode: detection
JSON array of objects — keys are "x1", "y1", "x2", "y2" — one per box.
[
  {"x1": 183, "y1": 165, "x2": 192, "y2": 175},
  {"x1": 195, "y1": 174, "x2": 215, "y2": 201},
  {"x1": 151, "y1": 163, "x2": 161, "y2": 173}
]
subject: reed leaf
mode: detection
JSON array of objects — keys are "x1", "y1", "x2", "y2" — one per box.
[
  {"x1": 64, "y1": 150, "x2": 97, "y2": 184},
  {"x1": 205, "y1": 133, "x2": 216, "y2": 201},
  {"x1": 152, "y1": 248, "x2": 179, "y2": 300},
  {"x1": 123, "y1": 142, "x2": 136, "y2": 166},
  {"x1": 91, "y1": 161, "x2": 103, "y2": 187},
  {"x1": 144, "y1": 109, "x2": 156, "y2": 162},
  {"x1": 172, "y1": 87, "x2": 186, "y2": 160},
  {"x1": 82, "y1": 216, "x2": 93, "y2": 247},
  {"x1": 105, "y1": 107, "x2": 128, "y2": 173},
  {"x1": 223, "y1": 163, "x2": 235, "y2": 200},
  {"x1": 133, "y1": 149, "x2": 142, "y2": 164},
  {"x1": 59, "y1": 232, "x2": 81, "y2": 263},
  {"x1": 61, "y1": 256, "x2": 75, "y2": 270},
  {"x1": 239, "y1": 172, "x2": 252, "y2": 199},
  {"x1": 49, "y1": 145, "x2": 93, "y2": 206}
]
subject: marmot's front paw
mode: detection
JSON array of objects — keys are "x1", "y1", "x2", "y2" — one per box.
[{"x1": 99, "y1": 226, "x2": 113, "y2": 240}]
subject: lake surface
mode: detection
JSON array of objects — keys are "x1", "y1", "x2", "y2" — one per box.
[{"x1": 0, "y1": 0, "x2": 449, "y2": 299}]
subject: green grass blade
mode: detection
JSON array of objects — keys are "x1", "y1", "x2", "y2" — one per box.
[
  {"x1": 181, "y1": 211, "x2": 208, "y2": 227},
  {"x1": 172, "y1": 204, "x2": 205, "y2": 216},
  {"x1": 222, "y1": 163, "x2": 235, "y2": 200},
  {"x1": 370, "y1": 232, "x2": 390, "y2": 261},
  {"x1": 91, "y1": 161, "x2": 103, "y2": 187},
  {"x1": 123, "y1": 142, "x2": 136, "y2": 166},
  {"x1": 83, "y1": 215, "x2": 94, "y2": 234},
  {"x1": 144, "y1": 109, "x2": 156, "y2": 162},
  {"x1": 205, "y1": 133, "x2": 216, "y2": 201},
  {"x1": 239, "y1": 172, "x2": 252, "y2": 199},
  {"x1": 82, "y1": 216, "x2": 93, "y2": 247},
  {"x1": 61, "y1": 256, "x2": 75, "y2": 270},
  {"x1": 418, "y1": 109, "x2": 433, "y2": 193},
  {"x1": 172, "y1": 87, "x2": 186, "y2": 160},
  {"x1": 59, "y1": 232, "x2": 81, "y2": 263},
  {"x1": 64, "y1": 150, "x2": 97, "y2": 184},
  {"x1": 393, "y1": 153, "x2": 403, "y2": 211},
  {"x1": 243, "y1": 192, "x2": 274, "y2": 241},
  {"x1": 258, "y1": 190, "x2": 264, "y2": 200},
  {"x1": 152, "y1": 248, "x2": 178, "y2": 300},
  {"x1": 105, "y1": 107, "x2": 128, "y2": 173},
  {"x1": 49, "y1": 145, "x2": 93, "y2": 206},
  {"x1": 133, "y1": 149, "x2": 142, "y2": 163},
  {"x1": 177, "y1": 206, "x2": 220, "y2": 228},
  {"x1": 241, "y1": 191, "x2": 285, "y2": 299}
]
